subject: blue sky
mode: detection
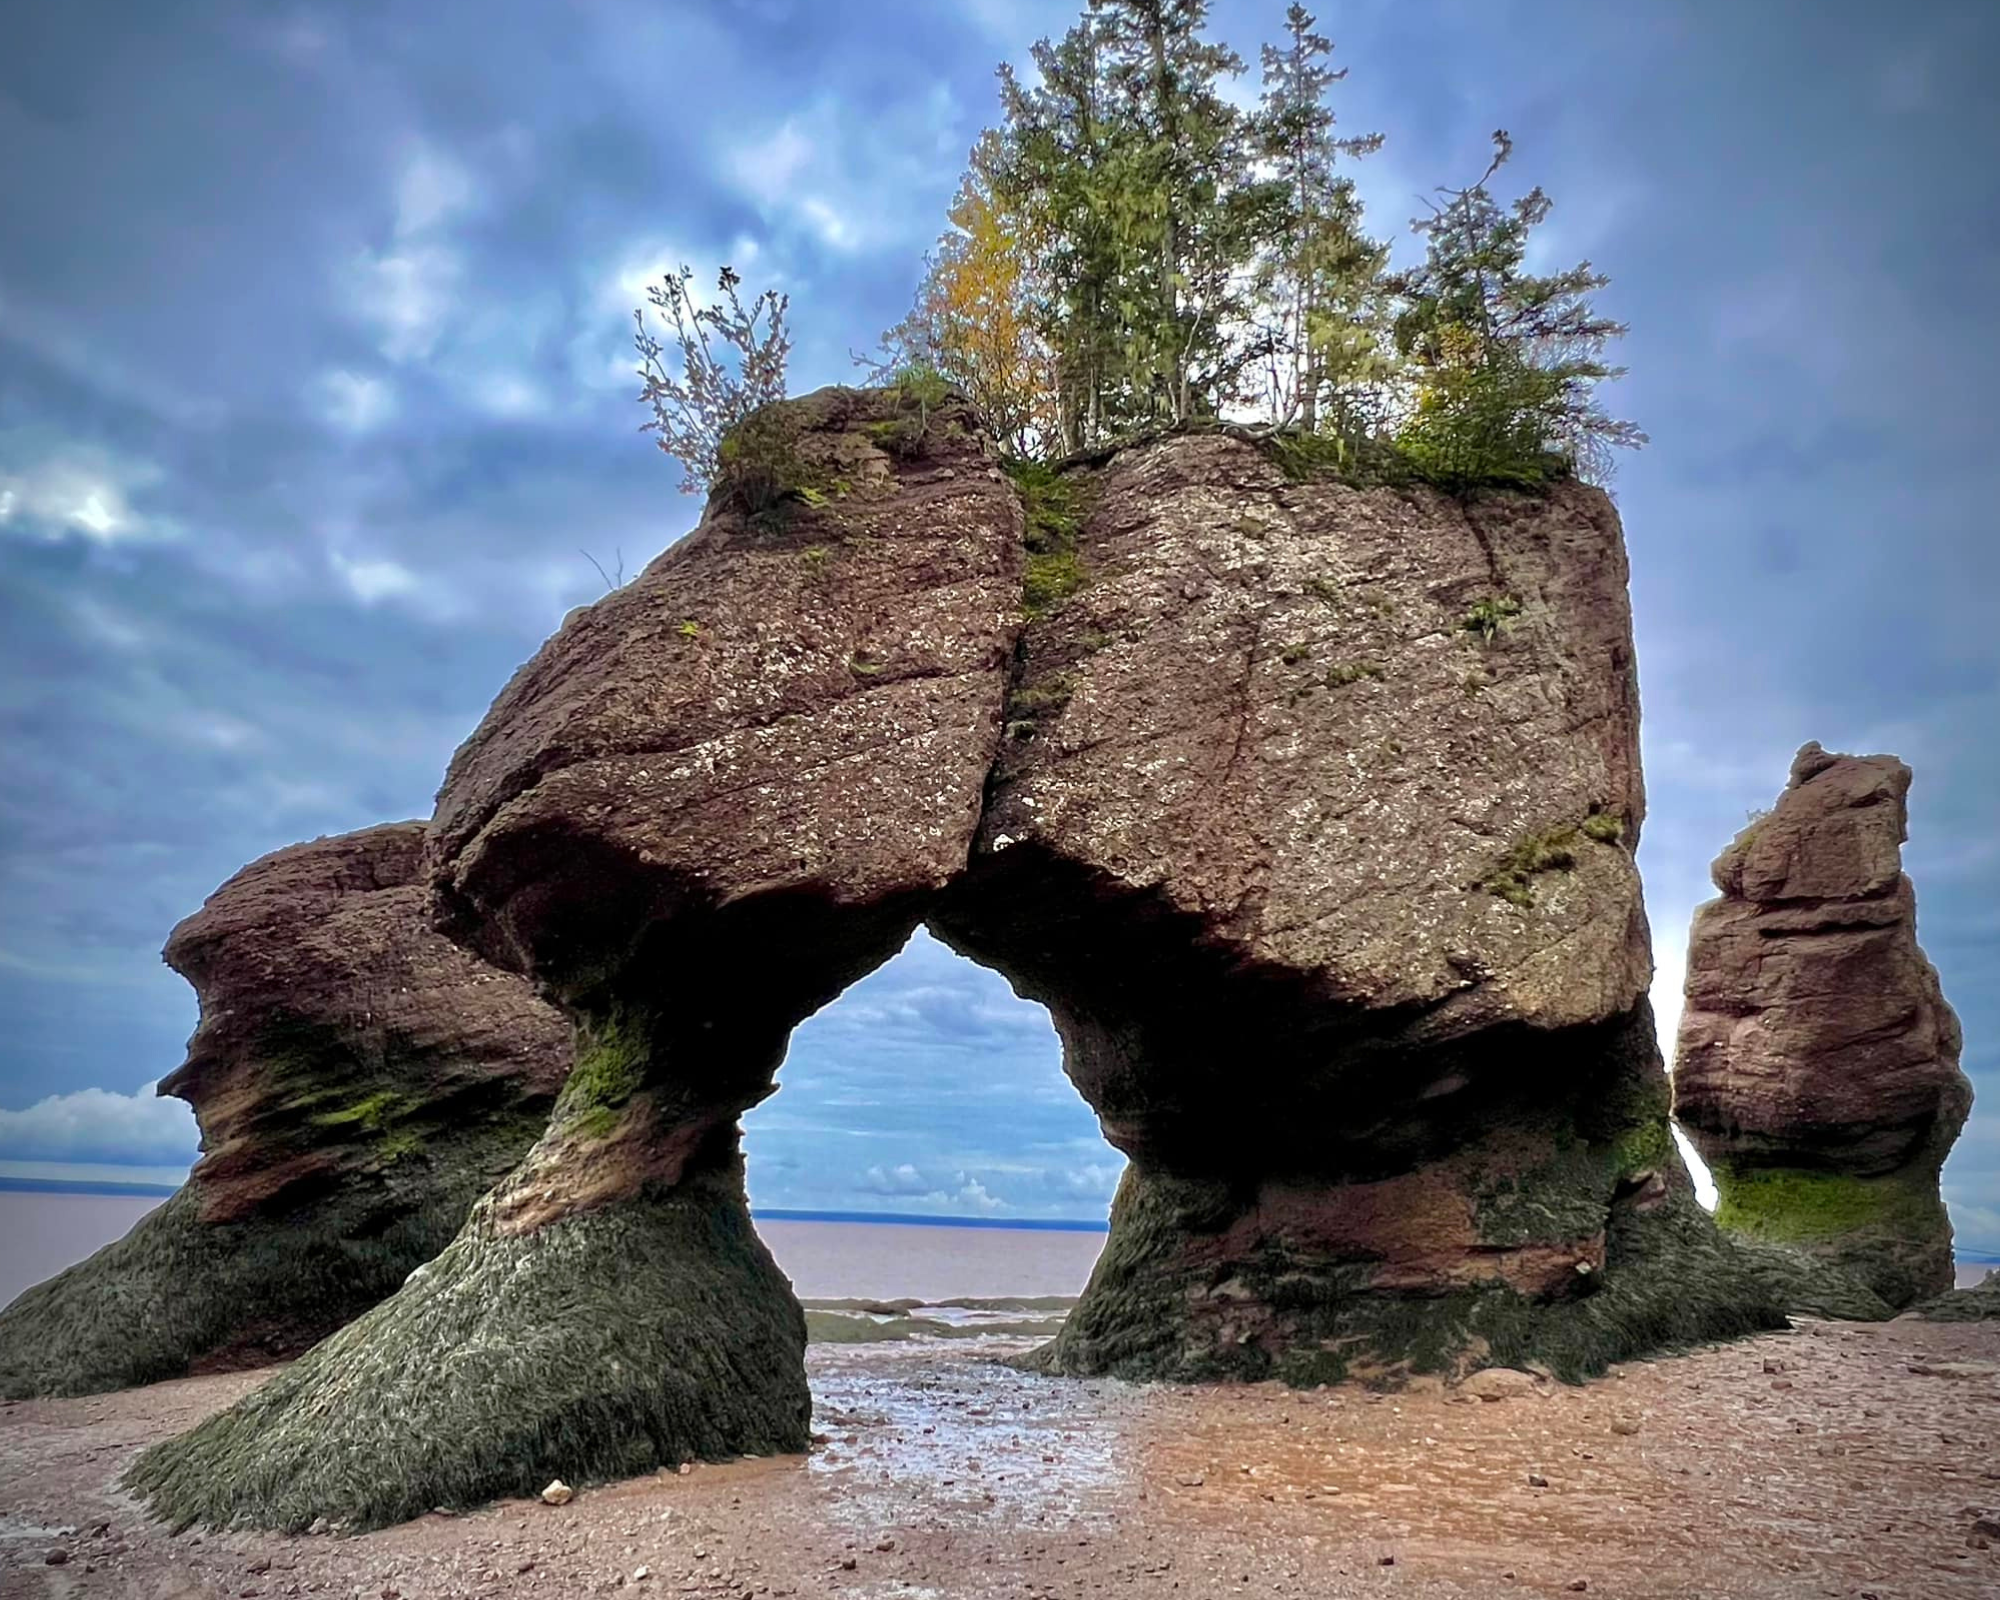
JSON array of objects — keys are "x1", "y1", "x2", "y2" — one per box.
[{"x1": 1, "y1": 1, "x2": 1993, "y2": 1244}]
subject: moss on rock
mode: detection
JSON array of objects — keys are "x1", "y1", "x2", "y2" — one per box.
[{"x1": 1710, "y1": 1161, "x2": 1948, "y2": 1309}]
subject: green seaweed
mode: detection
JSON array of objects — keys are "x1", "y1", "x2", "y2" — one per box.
[{"x1": 125, "y1": 1167, "x2": 808, "y2": 1534}]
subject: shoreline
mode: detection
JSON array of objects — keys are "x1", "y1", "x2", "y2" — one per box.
[{"x1": 4, "y1": 1316, "x2": 1997, "y2": 1597}]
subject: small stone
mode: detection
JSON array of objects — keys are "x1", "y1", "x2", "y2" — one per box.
[
  {"x1": 1527, "y1": 1473, "x2": 1550, "y2": 1488},
  {"x1": 1609, "y1": 1418, "x2": 1641, "y2": 1436},
  {"x1": 1972, "y1": 1514, "x2": 2000, "y2": 1539},
  {"x1": 1176, "y1": 1473, "x2": 1206, "y2": 1488},
  {"x1": 1378, "y1": 1555, "x2": 1396, "y2": 1567},
  {"x1": 1762, "y1": 1358, "x2": 1785, "y2": 1374},
  {"x1": 875, "y1": 1537, "x2": 896, "y2": 1552},
  {"x1": 838, "y1": 1557, "x2": 857, "y2": 1571},
  {"x1": 1567, "y1": 1582, "x2": 1589, "y2": 1593},
  {"x1": 678, "y1": 1462, "x2": 693, "y2": 1476},
  {"x1": 306, "y1": 1516, "x2": 332, "y2": 1536},
  {"x1": 45, "y1": 1550, "x2": 70, "y2": 1566},
  {"x1": 632, "y1": 1566, "x2": 650, "y2": 1581},
  {"x1": 540, "y1": 1479, "x2": 574, "y2": 1506}
]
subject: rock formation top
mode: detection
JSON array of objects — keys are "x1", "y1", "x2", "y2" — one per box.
[
  {"x1": 165, "y1": 821, "x2": 569, "y2": 1223},
  {"x1": 1673, "y1": 743, "x2": 1970, "y2": 1307}
]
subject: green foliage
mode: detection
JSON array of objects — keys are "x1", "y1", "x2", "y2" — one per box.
[
  {"x1": 676, "y1": 618, "x2": 702, "y2": 639},
  {"x1": 848, "y1": 652, "x2": 884, "y2": 678},
  {"x1": 714, "y1": 408, "x2": 808, "y2": 518},
  {"x1": 634, "y1": 264, "x2": 791, "y2": 494},
  {"x1": 1007, "y1": 457, "x2": 1092, "y2": 617},
  {"x1": 1322, "y1": 659, "x2": 1383, "y2": 687},
  {"x1": 1461, "y1": 594, "x2": 1522, "y2": 644},
  {"x1": 1480, "y1": 825, "x2": 1579, "y2": 908},
  {"x1": 1388, "y1": 131, "x2": 1645, "y2": 486},
  {"x1": 1007, "y1": 674, "x2": 1077, "y2": 720},
  {"x1": 1023, "y1": 549, "x2": 1087, "y2": 617},
  {"x1": 800, "y1": 545, "x2": 832, "y2": 580},
  {"x1": 1580, "y1": 811, "x2": 1625, "y2": 845},
  {"x1": 1279, "y1": 640, "x2": 1311, "y2": 665},
  {"x1": 907, "y1": 11, "x2": 1642, "y2": 481}
]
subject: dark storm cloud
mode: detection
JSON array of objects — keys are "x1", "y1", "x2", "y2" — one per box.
[{"x1": 2, "y1": 0, "x2": 1995, "y2": 1238}]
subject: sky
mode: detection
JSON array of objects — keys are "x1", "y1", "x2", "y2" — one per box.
[{"x1": 0, "y1": 0, "x2": 1994, "y2": 1245}]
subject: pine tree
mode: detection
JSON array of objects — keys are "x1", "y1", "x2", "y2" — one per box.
[
  {"x1": 1390, "y1": 131, "x2": 1646, "y2": 483},
  {"x1": 1090, "y1": 0, "x2": 1260, "y2": 425},
  {"x1": 1253, "y1": 5, "x2": 1385, "y2": 433},
  {"x1": 995, "y1": 21, "x2": 1132, "y2": 449}
]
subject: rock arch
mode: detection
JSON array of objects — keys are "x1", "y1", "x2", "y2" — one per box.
[{"x1": 131, "y1": 388, "x2": 1782, "y2": 1533}]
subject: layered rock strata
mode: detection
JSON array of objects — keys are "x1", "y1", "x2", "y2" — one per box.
[
  {"x1": 1673, "y1": 744, "x2": 1970, "y2": 1309},
  {"x1": 0, "y1": 823, "x2": 568, "y2": 1398},
  {"x1": 133, "y1": 394, "x2": 1780, "y2": 1533}
]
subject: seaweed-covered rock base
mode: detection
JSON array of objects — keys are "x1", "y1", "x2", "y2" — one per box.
[
  {"x1": 125, "y1": 1154, "x2": 805, "y2": 1534},
  {"x1": 1020, "y1": 1007, "x2": 1784, "y2": 1383}
]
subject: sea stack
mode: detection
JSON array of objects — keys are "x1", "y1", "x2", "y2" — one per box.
[
  {"x1": 1673, "y1": 742, "x2": 1971, "y2": 1308},
  {"x1": 0, "y1": 822, "x2": 569, "y2": 1398},
  {"x1": 130, "y1": 387, "x2": 1779, "y2": 1535}
]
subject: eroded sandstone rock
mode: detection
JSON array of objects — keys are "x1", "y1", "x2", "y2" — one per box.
[
  {"x1": 133, "y1": 397, "x2": 1779, "y2": 1533},
  {"x1": 0, "y1": 823, "x2": 567, "y2": 1398},
  {"x1": 130, "y1": 387, "x2": 1027, "y2": 1533},
  {"x1": 1673, "y1": 743, "x2": 1971, "y2": 1308}
]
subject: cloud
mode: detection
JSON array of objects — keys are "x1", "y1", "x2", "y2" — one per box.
[
  {"x1": 329, "y1": 551, "x2": 423, "y2": 606},
  {"x1": 347, "y1": 147, "x2": 482, "y2": 365},
  {"x1": 718, "y1": 90, "x2": 964, "y2": 256},
  {"x1": 0, "y1": 1082, "x2": 198, "y2": 1168},
  {"x1": 314, "y1": 369, "x2": 399, "y2": 433},
  {"x1": 0, "y1": 452, "x2": 167, "y2": 545}
]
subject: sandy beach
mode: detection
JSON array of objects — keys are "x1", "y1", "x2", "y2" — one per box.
[{"x1": 3, "y1": 1313, "x2": 1995, "y2": 1600}]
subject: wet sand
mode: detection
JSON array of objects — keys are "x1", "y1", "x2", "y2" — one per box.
[{"x1": 3, "y1": 1316, "x2": 1996, "y2": 1600}]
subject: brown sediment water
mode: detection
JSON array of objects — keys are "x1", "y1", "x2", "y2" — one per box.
[{"x1": 2, "y1": 1315, "x2": 1996, "y2": 1598}]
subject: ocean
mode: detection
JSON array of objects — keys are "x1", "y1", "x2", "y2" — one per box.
[
  {"x1": 1, "y1": 1190, "x2": 1990, "y2": 1321},
  {"x1": 0, "y1": 1190, "x2": 1108, "y2": 1312}
]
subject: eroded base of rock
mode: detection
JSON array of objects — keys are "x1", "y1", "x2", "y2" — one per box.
[
  {"x1": 0, "y1": 1129, "x2": 527, "y2": 1400},
  {"x1": 1030, "y1": 1166, "x2": 1784, "y2": 1386},
  {"x1": 125, "y1": 1166, "x2": 807, "y2": 1533},
  {"x1": 1710, "y1": 1159, "x2": 1957, "y2": 1312}
]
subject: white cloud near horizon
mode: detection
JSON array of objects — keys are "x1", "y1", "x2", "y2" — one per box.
[{"x1": 0, "y1": 1082, "x2": 198, "y2": 1168}]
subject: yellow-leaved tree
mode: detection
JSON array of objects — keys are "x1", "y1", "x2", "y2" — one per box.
[{"x1": 866, "y1": 133, "x2": 1058, "y2": 458}]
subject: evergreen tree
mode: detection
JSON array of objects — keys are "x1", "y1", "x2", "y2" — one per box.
[
  {"x1": 1090, "y1": 0, "x2": 1262, "y2": 425},
  {"x1": 1390, "y1": 131, "x2": 1645, "y2": 483},
  {"x1": 996, "y1": 21, "x2": 1130, "y2": 449},
  {"x1": 1252, "y1": 5, "x2": 1386, "y2": 432}
]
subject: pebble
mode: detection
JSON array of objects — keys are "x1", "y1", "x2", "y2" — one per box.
[{"x1": 540, "y1": 1479, "x2": 575, "y2": 1506}]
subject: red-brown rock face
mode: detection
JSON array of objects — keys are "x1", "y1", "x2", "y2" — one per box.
[
  {"x1": 0, "y1": 823, "x2": 567, "y2": 1398},
  {"x1": 132, "y1": 395, "x2": 1780, "y2": 1536},
  {"x1": 1673, "y1": 743, "x2": 1971, "y2": 1307}
]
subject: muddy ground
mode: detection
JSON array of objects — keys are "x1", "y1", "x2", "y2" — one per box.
[{"x1": 1, "y1": 1316, "x2": 1995, "y2": 1600}]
